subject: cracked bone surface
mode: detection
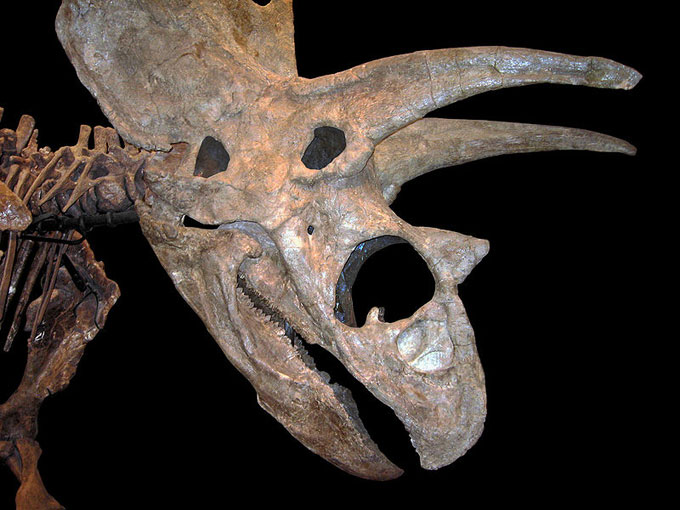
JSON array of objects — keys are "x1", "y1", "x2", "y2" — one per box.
[{"x1": 56, "y1": 0, "x2": 640, "y2": 479}]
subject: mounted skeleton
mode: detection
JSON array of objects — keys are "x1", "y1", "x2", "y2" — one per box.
[{"x1": 1, "y1": 0, "x2": 640, "y2": 507}]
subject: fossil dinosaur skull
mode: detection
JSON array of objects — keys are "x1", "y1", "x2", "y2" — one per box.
[{"x1": 55, "y1": 0, "x2": 640, "y2": 479}]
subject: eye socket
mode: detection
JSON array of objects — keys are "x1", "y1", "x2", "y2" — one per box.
[
  {"x1": 194, "y1": 136, "x2": 230, "y2": 178},
  {"x1": 302, "y1": 126, "x2": 346, "y2": 170}
]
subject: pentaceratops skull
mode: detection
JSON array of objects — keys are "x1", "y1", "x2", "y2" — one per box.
[{"x1": 56, "y1": 0, "x2": 640, "y2": 479}]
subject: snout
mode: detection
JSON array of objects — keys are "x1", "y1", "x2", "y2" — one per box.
[{"x1": 328, "y1": 225, "x2": 490, "y2": 469}]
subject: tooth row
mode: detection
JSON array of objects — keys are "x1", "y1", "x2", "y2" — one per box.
[
  {"x1": 238, "y1": 274, "x2": 322, "y2": 349},
  {"x1": 236, "y1": 277, "x2": 332, "y2": 377},
  {"x1": 235, "y1": 285, "x2": 255, "y2": 309},
  {"x1": 236, "y1": 278, "x2": 288, "y2": 335}
]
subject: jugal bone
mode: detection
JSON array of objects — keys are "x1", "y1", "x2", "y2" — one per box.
[{"x1": 1, "y1": 0, "x2": 640, "y2": 501}]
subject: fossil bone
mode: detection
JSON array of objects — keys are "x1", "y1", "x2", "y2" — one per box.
[
  {"x1": 1, "y1": 0, "x2": 640, "y2": 498},
  {"x1": 57, "y1": 0, "x2": 640, "y2": 478},
  {"x1": 54, "y1": 0, "x2": 641, "y2": 478}
]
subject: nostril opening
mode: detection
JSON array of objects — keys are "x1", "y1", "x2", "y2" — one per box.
[
  {"x1": 353, "y1": 243, "x2": 434, "y2": 326},
  {"x1": 335, "y1": 236, "x2": 434, "y2": 328}
]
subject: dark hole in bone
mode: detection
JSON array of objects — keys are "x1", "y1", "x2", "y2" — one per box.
[
  {"x1": 182, "y1": 215, "x2": 219, "y2": 230},
  {"x1": 335, "y1": 236, "x2": 434, "y2": 328},
  {"x1": 193, "y1": 136, "x2": 230, "y2": 178},
  {"x1": 89, "y1": 163, "x2": 108, "y2": 180},
  {"x1": 70, "y1": 162, "x2": 84, "y2": 182},
  {"x1": 251, "y1": 0, "x2": 271, "y2": 5},
  {"x1": 301, "y1": 126, "x2": 346, "y2": 170},
  {"x1": 307, "y1": 225, "x2": 314, "y2": 235}
]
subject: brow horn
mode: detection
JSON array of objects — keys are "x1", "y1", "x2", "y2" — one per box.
[
  {"x1": 294, "y1": 47, "x2": 641, "y2": 142},
  {"x1": 374, "y1": 118, "x2": 637, "y2": 203}
]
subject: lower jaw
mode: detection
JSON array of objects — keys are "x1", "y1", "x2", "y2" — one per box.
[
  {"x1": 226, "y1": 276, "x2": 403, "y2": 478},
  {"x1": 230, "y1": 260, "x2": 484, "y2": 475}
]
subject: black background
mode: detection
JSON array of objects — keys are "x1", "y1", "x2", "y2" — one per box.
[{"x1": 0, "y1": 1, "x2": 662, "y2": 507}]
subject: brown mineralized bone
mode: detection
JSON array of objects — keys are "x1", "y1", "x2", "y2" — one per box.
[
  {"x1": 0, "y1": 182, "x2": 31, "y2": 231},
  {"x1": 0, "y1": 438, "x2": 64, "y2": 510},
  {"x1": 1, "y1": 109, "x2": 147, "y2": 223},
  {"x1": 0, "y1": 237, "x2": 120, "y2": 510},
  {"x1": 47, "y1": 0, "x2": 641, "y2": 481},
  {"x1": 0, "y1": 110, "x2": 143, "y2": 354},
  {"x1": 0, "y1": 112, "x2": 34, "y2": 232},
  {"x1": 13, "y1": 115, "x2": 37, "y2": 155},
  {"x1": 25, "y1": 124, "x2": 147, "y2": 216},
  {"x1": 4, "y1": 241, "x2": 49, "y2": 353},
  {"x1": 1, "y1": 109, "x2": 129, "y2": 507}
]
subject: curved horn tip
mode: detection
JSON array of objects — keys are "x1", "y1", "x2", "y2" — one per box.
[
  {"x1": 588, "y1": 57, "x2": 642, "y2": 90},
  {"x1": 619, "y1": 142, "x2": 637, "y2": 156},
  {"x1": 592, "y1": 134, "x2": 638, "y2": 156},
  {"x1": 596, "y1": 133, "x2": 637, "y2": 156}
]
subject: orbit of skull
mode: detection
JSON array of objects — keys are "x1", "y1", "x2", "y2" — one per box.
[{"x1": 0, "y1": 0, "x2": 640, "y2": 498}]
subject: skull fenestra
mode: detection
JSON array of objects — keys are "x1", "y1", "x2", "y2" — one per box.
[{"x1": 54, "y1": 0, "x2": 639, "y2": 480}]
